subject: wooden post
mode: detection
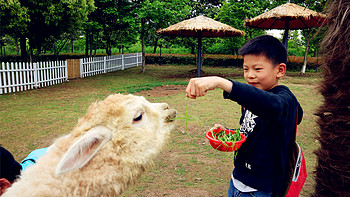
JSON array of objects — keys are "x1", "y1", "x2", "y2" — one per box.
[{"x1": 66, "y1": 59, "x2": 81, "y2": 79}]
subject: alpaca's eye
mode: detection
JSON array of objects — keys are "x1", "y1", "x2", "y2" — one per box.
[{"x1": 133, "y1": 112, "x2": 143, "y2": 123}]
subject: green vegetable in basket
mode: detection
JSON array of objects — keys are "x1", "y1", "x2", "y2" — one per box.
[
  {"x1": 212, "y1": 129, "x2": 241, "y2": 142},
  {"x1": 211, "y1": 128, "x2": 241, "y2": 159}
]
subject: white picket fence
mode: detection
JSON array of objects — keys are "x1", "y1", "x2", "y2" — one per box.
[
  {"x1": 0, "y1": 53, "x2": 142, "y2": 94},
  {"x1": 0, "y1": 61, "x2": 68, "y2": 94},
  {"x1": 80, "y1": 53, "x2": 142, "y2": 78}
]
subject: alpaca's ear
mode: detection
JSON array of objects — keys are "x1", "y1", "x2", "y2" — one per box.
[{"x1": 55, "y1": 126, "x2": 112, "y2": 175}]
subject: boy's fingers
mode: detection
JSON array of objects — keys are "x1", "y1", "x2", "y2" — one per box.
[
  {"x1": 186, "y1": 93, "x2": 196, "y2": 99},
  {"x1": 186, "y1": 78, "x2": 209, "y2": 98},
  {"x1": 185, "y1": 83, "x2": 197, "y2": 99}
]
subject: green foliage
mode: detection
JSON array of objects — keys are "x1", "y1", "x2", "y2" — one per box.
[
  {"x1": 1, "y1": 0, "x2": 327, "y2": 61},
  {"x1": 0, "y1": 0, "x2": 29, "y2": 35},
  {"x1": 0, "y1": 0, "x2": 96, "y2": 60},
  {"x1": 86, "y1": 0, "x2": 136, "y2": 55}
]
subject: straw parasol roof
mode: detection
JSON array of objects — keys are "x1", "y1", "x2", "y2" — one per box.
[
  {"x1": 245, "y1": 3, "x2": 327, "y2": 48},
  {"x1": 157, "y1": 15, "x2": 244, "y2": 37},
  {"x1": 245, "y1": 3, "x2": 327, "y2": 30},
  {"x1": 157, "y1": 15, "x2": 244, "y2": 77}
]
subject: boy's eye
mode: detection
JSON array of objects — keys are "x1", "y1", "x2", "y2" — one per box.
[{"x1": 255, "y1": 68, "x2": 262, "y2": 71}]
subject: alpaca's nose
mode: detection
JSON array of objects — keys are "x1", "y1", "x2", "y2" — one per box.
[{"x1": 166, "y1": 109, "x2": 177, "y2": 122}]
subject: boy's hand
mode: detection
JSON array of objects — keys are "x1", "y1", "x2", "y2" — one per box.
[
  {"x1": 186, "y1": 77, "x2": 216, "y2": 99},
  {"x1": 185, "y1": 76, "x2": 233, "y2": 99}
]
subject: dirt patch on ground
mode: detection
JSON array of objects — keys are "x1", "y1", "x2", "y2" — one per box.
[
  {"x1": 135, "y1": 85, "x2": 187, "y2": 97},
  {"x1": 129, "y1": 188, "x2": 211, "y2": 197}
]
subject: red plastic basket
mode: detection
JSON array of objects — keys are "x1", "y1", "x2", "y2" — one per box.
[{"x1": 205, "y1": 128, "x2": 246, "y2": 152}]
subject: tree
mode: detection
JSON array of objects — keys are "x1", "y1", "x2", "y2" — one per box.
[
  {"x1": 0, "y1": 0, "x2": 95, "y2": 61},
  {"x1": 292, "y1": 0, "x2": 327, "y2": 73},
  {"x1": 216, "y1": 0, "x2": 286, "y2": 53},
  {"x1": 133, "y1": 0, "x2": 191, "y2": 73},
  {"x1": 0, "y1": 0, "x2": 29, "y2": 60},
  {"x1": 86, "y1": 0, "x2": 135, "y2": 56}
]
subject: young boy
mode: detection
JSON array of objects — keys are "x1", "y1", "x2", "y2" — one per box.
[{"x1": 186, "y1": 35, "x2": 303, "y2": 196}]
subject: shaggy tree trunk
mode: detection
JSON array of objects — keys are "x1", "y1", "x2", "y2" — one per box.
[{"x1": 312, "y1": 1, "x2": 350, "y2": 196}]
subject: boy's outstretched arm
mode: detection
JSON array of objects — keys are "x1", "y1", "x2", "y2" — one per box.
[{"x1": 186, "y1": 76, "x2": 233, "y2": 99}]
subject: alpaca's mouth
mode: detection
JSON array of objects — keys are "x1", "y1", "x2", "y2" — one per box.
[{"x1": 165, "y1": 109, "x2": 177, "y2": 122}]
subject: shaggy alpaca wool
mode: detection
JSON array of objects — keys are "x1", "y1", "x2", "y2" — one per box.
[
  {"x1": 313, "y1": 0, "x2": 350, "y2": 196},
  {"x1": 3, "y1": 94, "x2": 177, "y2": 197}
]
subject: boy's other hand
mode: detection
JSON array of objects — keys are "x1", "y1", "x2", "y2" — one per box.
[{"x1": 211, "y1": 124, "x2": 225, "y2": 131}]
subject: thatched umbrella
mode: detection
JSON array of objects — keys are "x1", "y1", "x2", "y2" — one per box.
[
  {"x1": 157, "y1": 15, "x2": 244, "y2": 77},
  {"x1": 244, "y1": 3, "x2": 327, "y2": 48}
]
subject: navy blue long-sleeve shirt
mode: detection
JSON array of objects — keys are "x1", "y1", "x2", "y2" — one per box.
[{"x1": 223, "y1": 80, "x2": 303, "y2": 194}]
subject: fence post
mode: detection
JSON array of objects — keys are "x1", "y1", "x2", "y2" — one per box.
[
  {"x1": 122, "y1": 54, "x2": 125, "y2": 70},
  {"x1": 64, "y1": 60, "x2": 68, "y2": 81},
  {"x1": 136, "y1": 53, "x2": 139, "y2": 66},
  {"x1": 0, "y1": 62, "x2": 3, "y2": 94},
  {"x1": 80, "y1": 59, "x2": 83, "y2": 78},
  {"x1": 33, "y1": 62, "x2": 39, "y2": 88},
  {"x1": 104, "y1": 56, "x2": 107, "y2": 73}
]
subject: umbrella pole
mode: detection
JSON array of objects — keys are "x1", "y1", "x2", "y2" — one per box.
[
  {"x1": 197, "y1": 36, "x2": 202, "y2": 77},
  {"x1": 283, "y1": 20, "x2": 290, "y2": 49}
]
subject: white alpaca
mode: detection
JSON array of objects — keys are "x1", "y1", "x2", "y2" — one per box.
[{"x1": 3, "y1": 94, "x2": 177, "y2": 197}]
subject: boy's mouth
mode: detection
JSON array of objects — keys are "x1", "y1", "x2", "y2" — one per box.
[{"x1": 248, "y1": 82, "x2": 258, "y2": 86}]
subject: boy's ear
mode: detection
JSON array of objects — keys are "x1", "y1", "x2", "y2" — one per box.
[
  {"x1": 0, "y1": 178, "x2": 12, "y2": 195},
  {"x1": 276, "y1": 63, "x2": 286, "y2": 78}
]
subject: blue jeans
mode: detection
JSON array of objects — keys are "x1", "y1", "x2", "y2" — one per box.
[{"x1": 228, "y1": 178, "x2": 273, "y2": 197}]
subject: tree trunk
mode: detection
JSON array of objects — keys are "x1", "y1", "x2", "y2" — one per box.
[
  {"x1": 89, "y1": 33, "x2": 93, "y2": 57},
  {"x1": 93, "y1": 33, "x2": 98, "y2": 56},
  {"x1": 106, "y1": 34, "x2": 112, "y2": 56},
  {"x1": 71, "y1": 38, "x2": 74, "y2": 53},
  {"x1": 301, "y1": 35, "x2": 311, "y2": 74},
  {"x1": 141, "y1": 18, "x2": 146, "y2": 73},
  {"x1": 85, "y1": 31, "x2": 89, "y2": 58},
  {"x1": 191, "y1": 46, "x2": 195, "y2": 54},
  {"x1": 153, "y1": 37, "x2": 158, "y2": 54},
  {"x1": 20, "y1": 35, "x2": 28, "y2": 62},
  {"x1": 16, "y1": 38, "x2": 19, "y2": 55}
]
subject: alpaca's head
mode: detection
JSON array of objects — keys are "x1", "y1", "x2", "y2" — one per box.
[{"x1": 55, "y1": 94, "x2": 177, "y2": 175}]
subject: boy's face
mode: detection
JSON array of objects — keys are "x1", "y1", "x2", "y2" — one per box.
[{"x1": 243, "y1": 54, "x2": 285, "y2": 91}]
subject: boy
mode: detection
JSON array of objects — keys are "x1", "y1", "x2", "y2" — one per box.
[
  {"x1": 0, "y1": 147, "x2": 22, "y2": 195},
  {"x1": 186, "y1": 35, "x2": 303, "y2": 196}
]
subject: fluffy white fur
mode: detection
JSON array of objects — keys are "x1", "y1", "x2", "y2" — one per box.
[{"x1": 3, "y1": 94, "x2": 177, "y2": 197}]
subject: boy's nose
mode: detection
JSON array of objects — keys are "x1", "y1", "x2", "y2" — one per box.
[{"x1": 246, "y1": 71, "x2": 256, "y2": 78}]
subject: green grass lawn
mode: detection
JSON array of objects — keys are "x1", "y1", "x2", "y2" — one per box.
[{"x1": 0, "y1": 64, "x2": 322, "y2": 196}]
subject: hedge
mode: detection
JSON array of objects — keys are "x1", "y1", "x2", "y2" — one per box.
[
  {"x1": 1, "y1": 53, "x2": 321, "y2": 71},
  {"x1": 146, "y1": 53, "x2": 321, "y2": 71}
]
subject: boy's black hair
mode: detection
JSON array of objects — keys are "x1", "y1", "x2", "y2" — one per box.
[
  {"x1": 0, "y1": 147, "x2": 22, "y2": 182},
  {"x1": 239, "y1": 35, "x2": 287, "y2": 65}
]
